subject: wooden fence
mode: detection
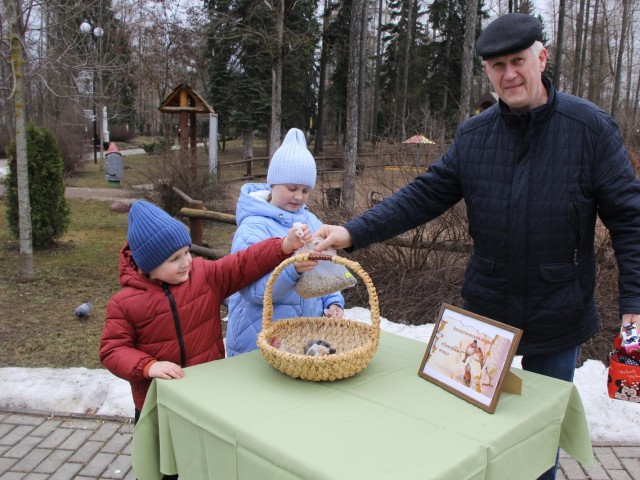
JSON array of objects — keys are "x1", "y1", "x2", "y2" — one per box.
[
  {"x1": 217, "y1": 155, "x2": 345, "y2": 183},
  {"x1": 175, "y1": 185, "x2": 469, "y2": 260}
]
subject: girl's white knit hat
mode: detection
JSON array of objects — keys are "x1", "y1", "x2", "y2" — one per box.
[{"x1": 267, "y1": 128, "x2": 316, "y2": 189}]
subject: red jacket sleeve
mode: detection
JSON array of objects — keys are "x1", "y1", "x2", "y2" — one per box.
[
  {"x1": 205, "y1": 237, "x2": 288, "y2": 300},
  {"x1": 100, "y1": 297, "x2": 155, "y2": 382}
]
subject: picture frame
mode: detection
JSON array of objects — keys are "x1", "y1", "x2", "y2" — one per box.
[{"x1": 418, "y1": 303, "x2": 523, "y2": 413}]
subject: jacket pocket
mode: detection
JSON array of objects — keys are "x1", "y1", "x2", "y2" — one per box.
[
  {"x1": 461, "y1": 252, "x2": 505, "y2": 321},
  {"x1": 539, "y1": 262, "x2": 579, "y2": 283},
  {"x1": 469, "y1": 250, "x2": 495, "y2": 275},
  {"x1": 462, "y1": 251, "x2": 500, "y2": 299}
]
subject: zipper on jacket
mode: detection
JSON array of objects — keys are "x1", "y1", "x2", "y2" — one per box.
[
  {"x1": 571, "y1": 200, "x2": 581, "y2": 266},
  {"x1": 163, "y1": 283, "x2": 186, "y2": 367}
]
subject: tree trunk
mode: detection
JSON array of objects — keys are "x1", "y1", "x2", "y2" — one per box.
[
  {"x1": 577, "y1": 0, "x2": 590, "y2": 98},
  {"x1": 269, "y1": 0, "x2": 284, "y2": 158},
  {"x1": 587, "y1": 0, "x2": 600, "y2": 103},
  {"x1": 631, "y1": 55, "x2": 640, "y2": 141},
  {"x1": 314, "y1": 0, "x2": 330, "y2": 154},
  {"x1": 344, "y1": 0, "x2": 364, "y2": 213},
  {"x1": 357, "y1": 0, "x2": 368, "y2": 152},
  {"x1": 242, "y1": 129, "x2": 254, "y2": 160},
  {"x1": 7, "y1": 0, "x2": 34, "y2": 282},
  {"x1": 552, "y1": 0, "x2": 566, "y2": 88},
  {"x1": 370, "y1": 0, "x2": 384, "y2": 144},
  {"x1": 622, "y1": 37, "x2": 635, "y2": 142},
  {"x1": 399, "y1": 0, "x2": 414, "y2": 140},
  {"x1": 610, "y1": 0, "x2": 629, "y2": 117},
  {"x1": 570, "y1": 0, "x2": 586, "y2": 96},
  {"x1": 459, "y1": 0, "x2": 478, "y2": 122}
]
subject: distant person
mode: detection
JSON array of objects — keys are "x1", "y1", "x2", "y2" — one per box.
[
  {"x1": 226, "y1": 128, "x2": 345, "y2": 356},
  {"x1": 100, "y1": 201, "x2": 310, "y2": 479},
  {"x1": 314, "y1": 14, "x2": 640, "y2": 479},
  {"x1": 106, "y1": 142, "x2": 120, "y2": 154}
]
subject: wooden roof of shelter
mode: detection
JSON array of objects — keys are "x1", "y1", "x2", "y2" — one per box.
[
  {"x1": 475, "y1": 91, "x2": 499, "y2": 111},
  {"x1": 158, "y1": 83, "x2": 215, "y2": 114}
]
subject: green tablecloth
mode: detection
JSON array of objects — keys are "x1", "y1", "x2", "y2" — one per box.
[{"x1": 133, "y1": 331, "x2": 593, "y2": 480}]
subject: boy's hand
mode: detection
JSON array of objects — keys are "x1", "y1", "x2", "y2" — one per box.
[
  {"x1": 282, "y1": 224, "x2": 312, "y2": 254},
  {"x1": 148, "y1": 361, "x2": 185, "y2": 380}
]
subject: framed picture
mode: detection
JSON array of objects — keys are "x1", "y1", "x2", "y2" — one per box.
[{"x1": 418, "y1": 303, "x2": 523, "y2": 414}]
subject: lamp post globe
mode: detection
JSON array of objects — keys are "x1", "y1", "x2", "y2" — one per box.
[
  {"x1": 80, "y1": 21, "x2": 103, "y2": 164},
  {"x1": 79, "y1": 21, "x2": 92, "y2": 34}
]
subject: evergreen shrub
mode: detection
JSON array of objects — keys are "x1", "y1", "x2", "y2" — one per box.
[{"x1": 5, "y1": 123, "x2": 70, "y2": 247}]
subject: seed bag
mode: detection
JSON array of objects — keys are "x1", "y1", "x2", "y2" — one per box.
[{"x1": 292, "y1": 223, "x2": 357, "y2": 299}]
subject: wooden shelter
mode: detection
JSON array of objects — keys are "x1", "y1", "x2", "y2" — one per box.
[
  {"x1": 474, "y1": 91, "x2": 499, "y2": 114},
  {"x1": 158, "y1": 83, "x2": 215, "y2": 178}
]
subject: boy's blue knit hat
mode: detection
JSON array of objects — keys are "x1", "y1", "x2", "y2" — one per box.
[
  {"x1": 267, "y1": 128, "x2": 316, "y2": 189},
  {"x1": 127, "y1": 201, "x2": 191, "y2": 274}
]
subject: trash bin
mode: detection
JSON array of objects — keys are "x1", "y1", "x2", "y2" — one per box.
[
  {"x1": 105, "y1": 143, "x2": 123, "y2": 186},
  {"x1": 106, "y1": 152, "x2": 124, "y2": 186}
]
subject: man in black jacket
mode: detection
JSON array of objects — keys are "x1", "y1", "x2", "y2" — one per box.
[{"x1": 315, "y1": 14, "x2": 640, "y2": 478}]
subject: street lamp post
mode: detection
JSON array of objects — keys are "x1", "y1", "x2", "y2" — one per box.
[{"x1": 80, "y1": 21, "x2": 103, "y2": 164}]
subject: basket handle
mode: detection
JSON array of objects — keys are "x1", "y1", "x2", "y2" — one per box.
[{"x1": 261, "y1": 253, "x2": 381, "y2": 333}]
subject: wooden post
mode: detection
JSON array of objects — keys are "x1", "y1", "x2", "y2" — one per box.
[
  {"x1": 172, "y1": 187, "x2": 206, "y2": 246},
  {"x1": 190, "y1": 111, "x2": 197, "y2": 180},
  {"x1": 189, "y1": 200, "x2": 205, "y2": 246},
  {"x1": 179, "y1": 90, "x2": 189, "y2": 167},
  {"x1": 179, "y1": 110, "x2": 188, "y2": 166}
]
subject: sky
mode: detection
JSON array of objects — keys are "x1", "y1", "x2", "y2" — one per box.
[{"x1": 0, "y1": 307, "x2": 638, "y2": 443}]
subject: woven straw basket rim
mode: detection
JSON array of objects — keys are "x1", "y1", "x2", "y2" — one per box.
[{"x1": 257, "y1": 253, "x2": 380, "y2": 381}]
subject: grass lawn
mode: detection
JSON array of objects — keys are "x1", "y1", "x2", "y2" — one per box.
[
  {"x1": 0, "y1": 198, "x2": 128, "y2": 369},
  {"x1": 0, "y1": 144, "x2": 241, "y2": 369}
]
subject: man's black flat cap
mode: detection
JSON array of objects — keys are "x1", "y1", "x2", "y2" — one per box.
[{"x1": 476, "y1": 13, "x2": 543, "y2": 60}]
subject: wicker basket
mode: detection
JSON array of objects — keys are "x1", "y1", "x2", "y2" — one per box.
[{"x1": 257, "y1": 253, "x2": 380, "y2": 381}]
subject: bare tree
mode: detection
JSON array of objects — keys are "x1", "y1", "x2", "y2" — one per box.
[
  {"x1": 610, "y1": 0, "x2": 630, "y2": 117},
  {"x1": 570, "y1": 0, "x2": 586, "y2": 96},
  {"x1": 357, "y1": 0, "x2": 368, "y2": 152},
  {"x1": 344, "y1": 0, "x2": 366, "y2": 213},
  {"x1": 399, "y1": 0, "x2": 414, "y2": 140},
  {"x1": 370, "y1": 0, "x2": 384, "y2": 143},
  {"x1": 268, "y1": 0, "x2": 284, "y2": 157},
  {"x1": 6, "y1": 0, "x2": 33, "y2": 282},
  {"x1": 552, "y1": 0, "x2": 566, "y2": 87},
  {"x1": 459, "y1": 0, "x2": 479, "y2": 122}
]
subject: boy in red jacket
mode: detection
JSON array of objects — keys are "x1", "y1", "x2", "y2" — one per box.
[{"x1": 100, "y1": 201, "x2": 310, "y2": 425}]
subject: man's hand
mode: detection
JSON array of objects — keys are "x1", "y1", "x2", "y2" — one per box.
[
  {"x1": 621, "y1": 313, "x2": 640, "y2": 332},
  {"x1": 313, "y1": 225, "x2": 353, "y2": 251}
]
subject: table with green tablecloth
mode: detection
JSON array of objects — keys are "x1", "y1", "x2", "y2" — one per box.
[{"x1": 132, "y1": 331, "x2": 593, "y2": 480}]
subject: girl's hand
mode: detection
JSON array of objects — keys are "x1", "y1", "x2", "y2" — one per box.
[
  {"x1": 294, "y1": 259, "x2": 318, "y2": 274},
  {"x1": 282, "y1": 224, "x2": 312, "y2": 254},
  {"x1": 324, "y1": 305, "x2": 344, "y2": 319},
  {"x1": 148, "y1": 361, "x2": 185, "y2": 380}
]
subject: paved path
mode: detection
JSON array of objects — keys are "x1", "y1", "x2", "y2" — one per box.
[
  {"x1": 1, "y1": 409, "x2": 639, "y2": 479},
  {"x1": 0, "y1": 149, "x2": 149, "y2": 202},
  {"x1": 0, "y1": 410, "x2": 135, "y2": 479}
]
